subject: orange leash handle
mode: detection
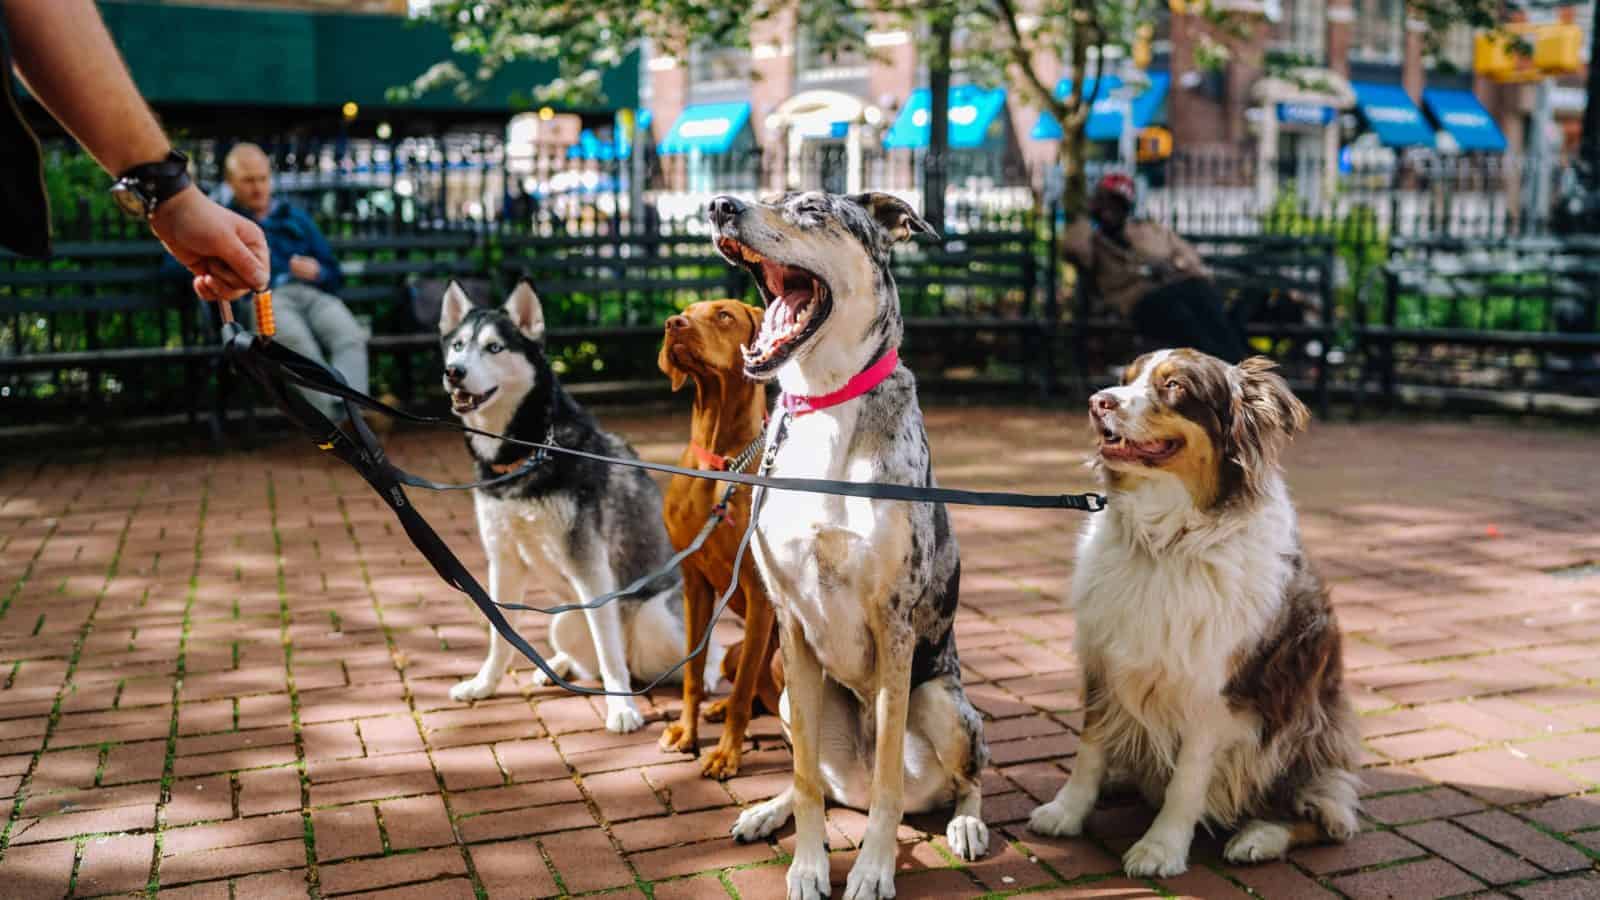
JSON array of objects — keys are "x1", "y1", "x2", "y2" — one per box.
[{"x1": 254, "y1": 290, "x2": 276, "y2": 337}]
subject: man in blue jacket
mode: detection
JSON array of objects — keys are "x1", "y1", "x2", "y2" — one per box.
[{"x1": 222, "y1": 142, "x2": 376, "y2": 425}]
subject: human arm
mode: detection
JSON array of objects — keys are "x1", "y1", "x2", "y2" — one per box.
[
  {"x1": 1165, "y1": 226, "x2": 1210, "y2": 279},
  {"x1": 294, "y1": 210, "x2": 343, "y2": 294},
  {"x1": 1060, "y1": 219, "x2": 1094, "y2": 269},
  {"x1": 3, "y1": 0, "x2": 267, "y2": 298}
]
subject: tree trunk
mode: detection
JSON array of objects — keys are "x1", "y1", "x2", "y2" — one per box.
[{"x1": 1058, "y1": 126, "x2": 1089, "y2": 220}]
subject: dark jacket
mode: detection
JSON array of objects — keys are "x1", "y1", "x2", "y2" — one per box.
[
  {"x1": 243, "y1": 200, "x2": 343, "y2": 294},
  {"x1": 0, "y1": 1, "x2": 53, "y2": 258}
]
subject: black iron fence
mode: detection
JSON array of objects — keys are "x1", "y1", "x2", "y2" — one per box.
[{"x1": 6, "y1": 137, "x2": 1598, "y2": 438}]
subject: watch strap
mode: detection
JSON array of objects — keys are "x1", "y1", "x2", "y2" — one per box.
[{"x1": 115, "y1": 150, "x2": 192, "y2": 215}]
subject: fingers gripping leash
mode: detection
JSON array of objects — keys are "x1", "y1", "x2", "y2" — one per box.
[
  {"x1": 217, "y1": 307, "x2": 1106, "y2": 698},
  {"x1": 217, "y1": 289, "x2": 275, "y2": 337}
]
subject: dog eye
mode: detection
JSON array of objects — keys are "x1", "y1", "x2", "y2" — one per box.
[
  {"x1": 485, "y1": 342, "x2": 504, "y2": 354},
  {"x1": 451, "y1": 340, "x2": 463, "y2": 351},
  {"x1": 717, "y1": 310, "x2": 734, "y2": 324},
  {"x1": 1165, "y1": 379, "x2": 1182, "y2": 391}
]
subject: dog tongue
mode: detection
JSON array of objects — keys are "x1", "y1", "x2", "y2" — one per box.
[{"x1": 778, "y1": 269, "x2": 813, "y2": 308}]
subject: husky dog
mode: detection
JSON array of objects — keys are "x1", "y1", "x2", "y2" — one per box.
[
  {"x1": 709, "y1": 193, "x2": 989, "y2": 900},
  {"x1": 439, "y1": 281, "x2": 716, "y2": 733}
]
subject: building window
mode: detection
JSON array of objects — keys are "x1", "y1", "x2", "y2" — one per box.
[
  {"x1": 1439, "y1": 24, "x2": 1476, "y2": 70},
  {"x1": 797, "y1": 17, "x2": 870, "y2": 84},
  {"x1": 1273, "y1": 0, "x2": 1327, "y2": 62},
  {"x1": 690, "y1": 46, "x2": 750, "y2": 88},
  {"x1": 1350, "y1": 0, "x2": 1404, "y2": 64}
]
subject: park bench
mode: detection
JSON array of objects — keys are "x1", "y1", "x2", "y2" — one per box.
[
  {"x1": 1371, "y1": 233, "x2": 1600, "y2": 413},
  {"x1": 0, "y1": 240, "x2": 220, "y2": 436},
  {"x1": 1070, "y1": 233, "x2": 1339, "y2": 416}
]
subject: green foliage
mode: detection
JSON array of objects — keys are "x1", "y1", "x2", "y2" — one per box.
[
  {"x1": 1259, "y1": 188, "x2": 1388, "y2": 333},
  {"x1": 42, "y1": 146, "x2": 119, "y2": 236}
]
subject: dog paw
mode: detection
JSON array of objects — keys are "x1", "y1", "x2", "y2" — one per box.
[
  {"x1": 1122, "y1": 833, "x2": 1190, "y2": 878},
  {"x1": 701, "y1": 743, "x2": 742, "y2": 780},
  {"x1": 1224, "y1": 821, "x2": 1292, "y2": 864},
  {"x1": 843, "y1": 848, "x2": 896, "y2": 900},
  {"x1": 731, "y1": 794, "x2": 792, "y2": 843},
  {"x1": 1028, "y1": 799, "x2": 1088, "y2": 837},
  {"x1": 659, "y1": 721, "x2": 697, "y2": 754},
  {"x1": 529, "y1": 653, "x2": 573, "y2": 687},
  {"x1": 702, "y1": 698, "x2": 729, "y2": 722},
  {"x1": 449, "y1": 675, "x2": 498, "y2": 702},
  {"x1": 945, "y1": 815, "x2": 989, "y2": 861},
  {"x1": 786, "y1": 849, "x2": 831, "y2": 900},
  {"x1": 605, "y1": 702, "x2": 645, "y2": 734}
]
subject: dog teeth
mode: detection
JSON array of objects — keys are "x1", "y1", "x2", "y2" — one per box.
[{"x1": 740, "y1": 245, "x2": 764, "y2": 264}]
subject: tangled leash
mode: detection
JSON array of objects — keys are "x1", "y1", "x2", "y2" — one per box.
[{"x1": 218, "y1": 300, "x2": 1105, "y2": 697}]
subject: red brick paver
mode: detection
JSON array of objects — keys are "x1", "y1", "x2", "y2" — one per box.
[{"x1": 2, "y1": 410, "x2": 1599, "y2": 897}]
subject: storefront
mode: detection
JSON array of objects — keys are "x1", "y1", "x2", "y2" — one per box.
[{"x1": 656, "y1": 102, "x2": 757, "y2": 192}]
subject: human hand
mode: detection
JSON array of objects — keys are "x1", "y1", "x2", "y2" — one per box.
[
  {"x1": 289, "y1": 255, "x2": 321, "y2": 283},
  {"x1": 149, "y1": 186, "x2": 269, "y2": 301}
]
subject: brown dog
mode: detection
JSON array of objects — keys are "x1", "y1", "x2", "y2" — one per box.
[{"x1": 657, "y1": 299, "x2": 782, "y2": 778}]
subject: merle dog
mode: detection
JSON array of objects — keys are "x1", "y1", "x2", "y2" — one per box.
[
  {"x1": 439, "y1": 280, "x2": 717, "y2": 733},
  {"x1": 710, "y1": 192, "x2": 990, "y2": 900}
]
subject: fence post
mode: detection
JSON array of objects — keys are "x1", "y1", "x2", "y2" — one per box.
[
  {"x1": 1040, "y1": 203, "x2": 1059, "y2": 402},
  {"x1": 1382, "y1": 265, "x2": 1399, "y2": 411},
  {"x1": 1317, "y1": 253, "x2": 1332, "y2": 420}
]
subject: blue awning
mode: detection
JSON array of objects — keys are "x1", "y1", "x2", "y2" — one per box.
[
  {"x1": 1422, "y1": 89, "x2": 1506, "y2": 153},
  {"x1": 1030, "y1": 72, "x2": 1169, "y2": 142},
  {"x1": 658, "y1": 102, "x2": 751, "y2": 155},
  {"x1": 567, "y1": 129, "x2": 620, "y2": 160},
  {"x1": 1351, "y1": 82, "x2": 1434, "y2": 148},
  {"x1": 883, "y1": 85, "x2": 1008, "y2": 150}
]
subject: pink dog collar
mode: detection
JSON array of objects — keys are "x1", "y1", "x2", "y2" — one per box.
[{"x1": 780, "y1": 348, "x2": 899, "y2": 417}]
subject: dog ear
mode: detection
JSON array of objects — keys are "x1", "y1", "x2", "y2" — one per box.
[
  {"x1": 1227, "y1": 356, "x2": 1309, "y2": 492},
  {"x1": 743, "y1": 303, "x2": 764, "y2": 343},
  {"x1": 657, "y1": 339, "x2": 687, "y2": 392},
  {"x1": 504, "y1": 280, "x2": 546, "y2": 343},
  {"x1": 439, "y1": 280, "x2": 473, "y2": 335},
  {"x1": 852, "y1": 192, "x2": 939, "y2": 244}
]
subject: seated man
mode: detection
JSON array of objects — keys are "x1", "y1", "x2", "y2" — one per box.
[
  {"x1": 1063, "y1": 173, "x2": 1249, "y2": 363},
  {"x1": 208, "y1": 143, "x2": 388, "y2": 431}
]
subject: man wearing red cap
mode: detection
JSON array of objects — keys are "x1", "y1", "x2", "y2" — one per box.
[{"x1": 1063, "y1": 173, "x2": 1248, "y2": 362}]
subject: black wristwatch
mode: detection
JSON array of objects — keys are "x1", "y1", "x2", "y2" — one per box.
[{"x1": 110, "y1": 150, "x2": 192, "y2": 219}]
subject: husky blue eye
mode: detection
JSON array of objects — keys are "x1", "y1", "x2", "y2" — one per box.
[
  {"x1": 451, "y1": 340, "x2": 463, "y2": 351},
  {"x1": 486, "y1": 343, "x2": 504, "y2": 354}
]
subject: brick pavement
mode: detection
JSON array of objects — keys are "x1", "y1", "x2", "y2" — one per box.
[{"x1": 2, "y1": 407, "x2": 1599, "y2": 898}]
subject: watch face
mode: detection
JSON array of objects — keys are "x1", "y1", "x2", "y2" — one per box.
[{"x1": 110, "y1": 182, "x2": 149, "y2": 218}]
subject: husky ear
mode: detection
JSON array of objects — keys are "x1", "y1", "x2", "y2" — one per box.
[
  {"x1": 439, "y1": 280, "x2": 473, "y2": 335},
  {"x1": 504, "y1": 280, "x2": 546, "y2": 342},
  {"x1": 851, "y1": 192, "x2": 939, "y2": 244}
]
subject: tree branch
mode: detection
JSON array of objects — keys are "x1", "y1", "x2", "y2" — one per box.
[{"x1": 991, "y1": 0, "x2": 1067, "y2": 121}]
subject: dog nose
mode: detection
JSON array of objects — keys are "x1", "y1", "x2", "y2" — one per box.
[
  {"x1": 708, "y1": 195, "x2": 744, "y2": 227},
  {"x1": 666, "y1": 315, "x2": 689, "y2": 332},
  {"x1": 444, "y1": 364, "x2": 466, "y2": 384},
  {"x1": 1090, "y1": 391, "x2": 1120, "y2": 414}
]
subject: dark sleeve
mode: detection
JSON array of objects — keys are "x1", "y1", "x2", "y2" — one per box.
[
  {"x1": 159, "y1": 251, "x2": 192, "y2": 284},
  {"x1": 297, "y1": 208, "x2": 343, "y2": 293}
]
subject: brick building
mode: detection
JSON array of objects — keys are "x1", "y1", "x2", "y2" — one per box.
[{"x1": 642, "y1": 1, "x2": 1592, "y2": 191}]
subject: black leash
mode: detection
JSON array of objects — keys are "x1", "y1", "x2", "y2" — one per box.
[
  {"x1": 218, "y1": 318, "x2": 1106, "y2": 698},
  {"x1": 224, "y1": 323, "x2": 752, "y2": 696},
  {"x1": 240, "y1": 332, "x2": 1108, "y2": 513}
]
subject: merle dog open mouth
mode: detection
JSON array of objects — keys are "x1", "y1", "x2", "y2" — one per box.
[
  {"x1": 716, "y1": 236, "x2": 832, "y2": 374},
  {"x1": 451, "y1": 386, "x2": 497, "y2": 414}
]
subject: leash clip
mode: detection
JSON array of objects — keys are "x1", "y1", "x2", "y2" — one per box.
[{"x1": 1083, "y1": 493, "x2": 1109, "y2": 512}]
